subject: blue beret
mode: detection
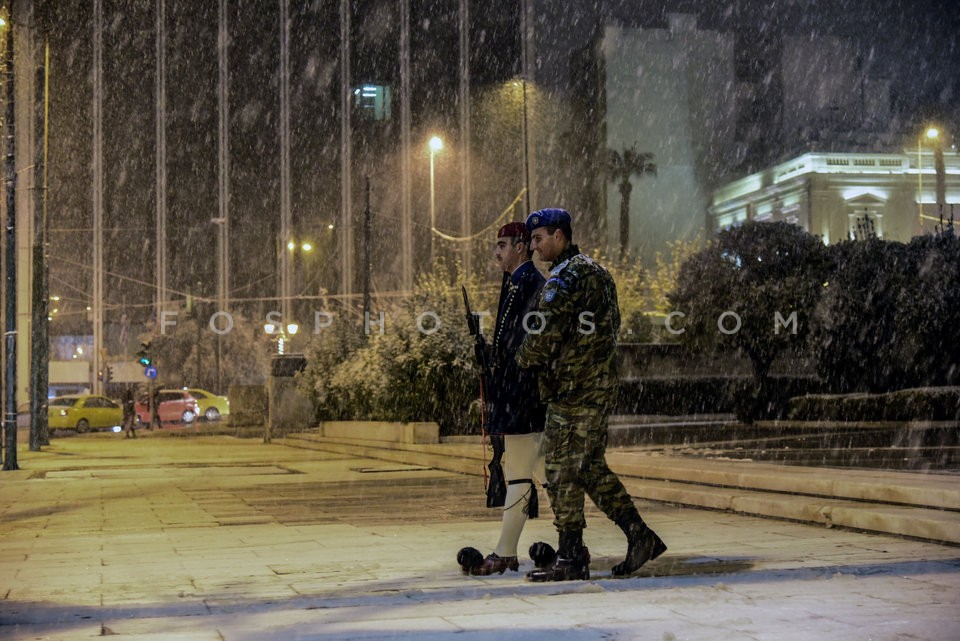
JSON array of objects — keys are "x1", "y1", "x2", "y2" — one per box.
[{"x1": 525, "y1": 208, "x2": 572, "y2": 232}]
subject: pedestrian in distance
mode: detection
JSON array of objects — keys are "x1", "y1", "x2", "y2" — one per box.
[
  {"x1": 122, "y1": 388, "x2": 137, "y2": 439},
  {"x1": 458, "y1": 222, "x2": 548, "y2": 576},
  {"x1": 150, "y1": 387, "x2": 161, "y2": 430},
  {"x1": 516, "y1": 208, "x2": 666, "y2": 581}
]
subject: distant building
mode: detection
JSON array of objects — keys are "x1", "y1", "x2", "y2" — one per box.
[
  {"x1": 601, "y1": 15, "x2": 738, "y2": 263},
  {"x1": 709, "y1": 150, "x2": 960, "y2": 243},
  {"x1": 559, "y1": 13, "x2": 913, "y2": 262}
]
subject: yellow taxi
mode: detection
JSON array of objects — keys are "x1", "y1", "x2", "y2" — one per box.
[
  {"x1": 48, "y1": 394, "x2": 124, "y2": 433},
  {"x1": 186, "y1": 388, "x2": 230, "y2": 421}
]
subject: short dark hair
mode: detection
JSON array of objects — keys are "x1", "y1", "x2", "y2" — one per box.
[
  {"x1": 506, "y1": 235, "x2": 534, "y2": 260},
  {"x1": 542, "y1": 223, "x2": 573, "y2": 242}
]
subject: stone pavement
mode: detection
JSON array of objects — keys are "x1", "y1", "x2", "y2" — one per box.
[{"x1": 0, "y1": 432, "x2": 958, "y2": 640}]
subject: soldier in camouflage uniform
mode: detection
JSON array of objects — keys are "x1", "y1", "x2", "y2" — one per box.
[{"x1": 516, "y1": 208, "x2": 666, "y2": 581}]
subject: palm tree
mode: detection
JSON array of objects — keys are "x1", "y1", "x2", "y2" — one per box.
[{"x1": 606, "y1": 145, "x2": 656, "y2": 257}]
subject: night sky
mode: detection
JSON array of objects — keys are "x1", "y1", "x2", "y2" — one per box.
[{"x1": 536, "y1": 0, "x2": 959, "y2": 125}]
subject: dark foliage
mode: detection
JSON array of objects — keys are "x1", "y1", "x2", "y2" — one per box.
[
  {"x1": 669, "y1": 221, "x2": 830, "y2": 420},
  {"x1": 788, "y1": 387, "x2": 960, "y2": 422},
  {"x1": 812, "y1": 229, "x2": 960, "y2": 392},
  {"x1": 618, "y1": 375, "x2": 821, "y2": 420}
]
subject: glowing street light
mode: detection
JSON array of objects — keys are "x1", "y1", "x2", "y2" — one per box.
[
  {"x1": 429, "y1": 135, "x2": 444, "y2": 262},
  {"x1": 264, "y1": 321, "x2": 299, "y2": 355}
]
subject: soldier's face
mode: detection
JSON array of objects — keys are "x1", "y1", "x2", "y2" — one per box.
[
  {"x1": 494, "y1": 237, "x2": 526, "y2": 273},
  {"x1": 530, "y1": 227, "x2": 563, "y2": 262}
]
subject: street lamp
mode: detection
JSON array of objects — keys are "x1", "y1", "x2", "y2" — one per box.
[
  {"x1": 264, "y1": 321, "x2": 299, "y2": 355},
  {"x1": 428, "y1": 135, "x2": 443, "y2": 262},
  {"x1": 918, "y1": 127, "x2": 939, "y2": 230},
  {"x1": 286, "y1": 237, "x2": 315, "y2": 301}
]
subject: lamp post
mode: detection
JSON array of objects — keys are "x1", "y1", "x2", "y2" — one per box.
[
  {"x1": 211, "y1": 216, "x2": 227, "y2": 394},
  {"x1": 429, "y1": 135, "x2": 443, "y2": 262},
  {"x1": 2, "y1": 11, "x2": 18, "y2": 470},
  {"x1": 918, "y1": 127, "x2": 939, "y2": 231},
  {"x1": 287, "y1": 237, "x2": 313, "y2": 300},
  {"x1": 264, "y1": 321, "x2": 299, "y2": 355}
]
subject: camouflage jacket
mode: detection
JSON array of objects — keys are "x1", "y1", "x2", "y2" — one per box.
[{"x1": 515, "y1": 244, "x2": 621, "y2": 406}]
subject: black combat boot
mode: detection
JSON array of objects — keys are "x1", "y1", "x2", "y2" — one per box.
[
  {"x1": 527, "y1": 530, "x2": 590, "y2": 582},
  {"x1": 611, "y1": 510, "x2": 667, "y2": 577}
]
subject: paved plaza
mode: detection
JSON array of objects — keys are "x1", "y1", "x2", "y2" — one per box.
[{"x1": 1, "y1": 432, "x2": 958, "y2": 640}]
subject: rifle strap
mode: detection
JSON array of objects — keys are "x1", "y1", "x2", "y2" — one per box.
[{"x1": 479, "y1": 382, "x2": 490, "y2": 492}]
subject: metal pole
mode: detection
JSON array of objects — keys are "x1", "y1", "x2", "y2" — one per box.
[
  {"x1": 459, "y1": 0, "x2": 471, "y2": 276},
  {"x1": 216, "y1": 0, "x2": 230, "y2": 394},
  {"x1": 339, "y1": 0, "x2": 353, "y2": 299},
  {"x1": 155, "y1": 0, "x2": 167, "y2": 318},
  {"x1": 93, "y1": 0, "x2": 104, "y2": 396},
  {"x1": 218, "y1": 0, "x2": 230, "y2": 316},
  {"x1": 3, "y1": 13, "x2": 19, "y2": 470},
  {"x1": 917, "y1": 136, "x2": 922, "y2": 231},
  {"x1": 30, "y1": 39, "x2": 50, "y2": 451},
  {"x1": 279, "y1": 0, "x2": 291, "y2": 324},
  {"x1": 520, "y1": 0, "x2": 533, "y2": 214},
  {"x1": 363, "y1": 176, "x2": 371, "y2": 316},
  {"x1": 430, "y1": 147, "x2": 436, "y2": 263},
  {"x1": 400, "y1": 0, "x2": 412, "y2": 291},
  {"x1": 934, "y1": 139, "x2": 946, "y2": 212}
]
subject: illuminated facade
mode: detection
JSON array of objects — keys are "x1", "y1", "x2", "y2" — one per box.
[{"x1": 709, "y1": 150, "x2": 960, "y2": 243}]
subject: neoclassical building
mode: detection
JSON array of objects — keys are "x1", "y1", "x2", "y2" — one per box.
[{"x1": 709, "y1": 150, "x2": 960, "y2": 243}]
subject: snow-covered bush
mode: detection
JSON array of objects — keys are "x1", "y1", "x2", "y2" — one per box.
[
  {"x1": 812, "y1": 229, "x2": 960, "y2": 392},
  {"x1": 298, "y1": 261, "x2": 487, "y2": 435},
  {"x1": 668, "y1": 221, "x2": 830, "y2": 420}
]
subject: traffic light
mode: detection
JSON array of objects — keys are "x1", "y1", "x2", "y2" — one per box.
[
  {"x1": 137, "y1": 342, "x2": 152, "y2": 367},
  {"x1": 105, "y1": 365, "x2": 113, "y2": 383}
]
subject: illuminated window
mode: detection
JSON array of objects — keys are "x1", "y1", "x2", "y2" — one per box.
[{"x1": 353, "y1": 84, "x2": 392, "y2": 121}]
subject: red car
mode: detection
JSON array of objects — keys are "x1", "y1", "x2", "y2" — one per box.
[{"x1": 135, "y1": 389, "x2": 199, "y2": 426}]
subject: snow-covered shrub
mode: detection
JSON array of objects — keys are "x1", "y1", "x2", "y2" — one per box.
[
  {"x1": 812, "y1": 229, "x2": 960, "y2": 393},
  {"x1": 298, "y1": 261, "x2": 488, "y2": 435}
]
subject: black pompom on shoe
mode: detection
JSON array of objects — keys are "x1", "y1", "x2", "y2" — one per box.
[
  {"x1": 457, "y1": 546, "x2": 484, "y2": 573},
  {"x1": 528, "y1": 541, "x2": 557, "y2": 568}
]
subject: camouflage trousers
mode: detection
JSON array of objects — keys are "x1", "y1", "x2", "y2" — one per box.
[{"x1": 543, "y1": 400, "x2": 635, "y2": 533}]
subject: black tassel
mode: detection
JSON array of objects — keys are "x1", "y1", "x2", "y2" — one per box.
[{"x1": 526, "y1": 481, "x2": 539, "y2": 518}]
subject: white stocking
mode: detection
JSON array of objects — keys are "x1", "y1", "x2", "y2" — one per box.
[{"x1": 493, "y1": 433, "x2": 545, "y2": 558}]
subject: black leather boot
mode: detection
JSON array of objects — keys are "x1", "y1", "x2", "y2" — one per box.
[
  {"x1": 527, "y1": 530, "x2": 590, "y2": 582},
  {"x1": 469, "y1": 553, "x2": 520, "y2": 576},
  {"x1": 611, "y1": 511, "x2": 667, "y2": 577}
]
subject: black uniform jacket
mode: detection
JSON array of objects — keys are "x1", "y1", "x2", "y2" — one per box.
[{"x1": 487, "y1": 260, "x2": 546, "y2": 435}]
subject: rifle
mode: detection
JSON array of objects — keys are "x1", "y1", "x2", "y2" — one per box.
[{"x1": 461, "y1": 286, "x2": 506, "y2": 508}]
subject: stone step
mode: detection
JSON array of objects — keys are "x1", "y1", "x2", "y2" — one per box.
[
  {"x1": 604, "y1": 451, "x2": 960, "y2": 512},
  {"x1": 619, "y1": 477, "x2": 960, "y2": 545},
  {"x1": 278, "y1": 431, "x2": 960, "y2": 545}
]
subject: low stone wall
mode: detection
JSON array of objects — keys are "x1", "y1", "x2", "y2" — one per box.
[{"x1": 320, "y1": 421, "x2": 440, "y2": 444}]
